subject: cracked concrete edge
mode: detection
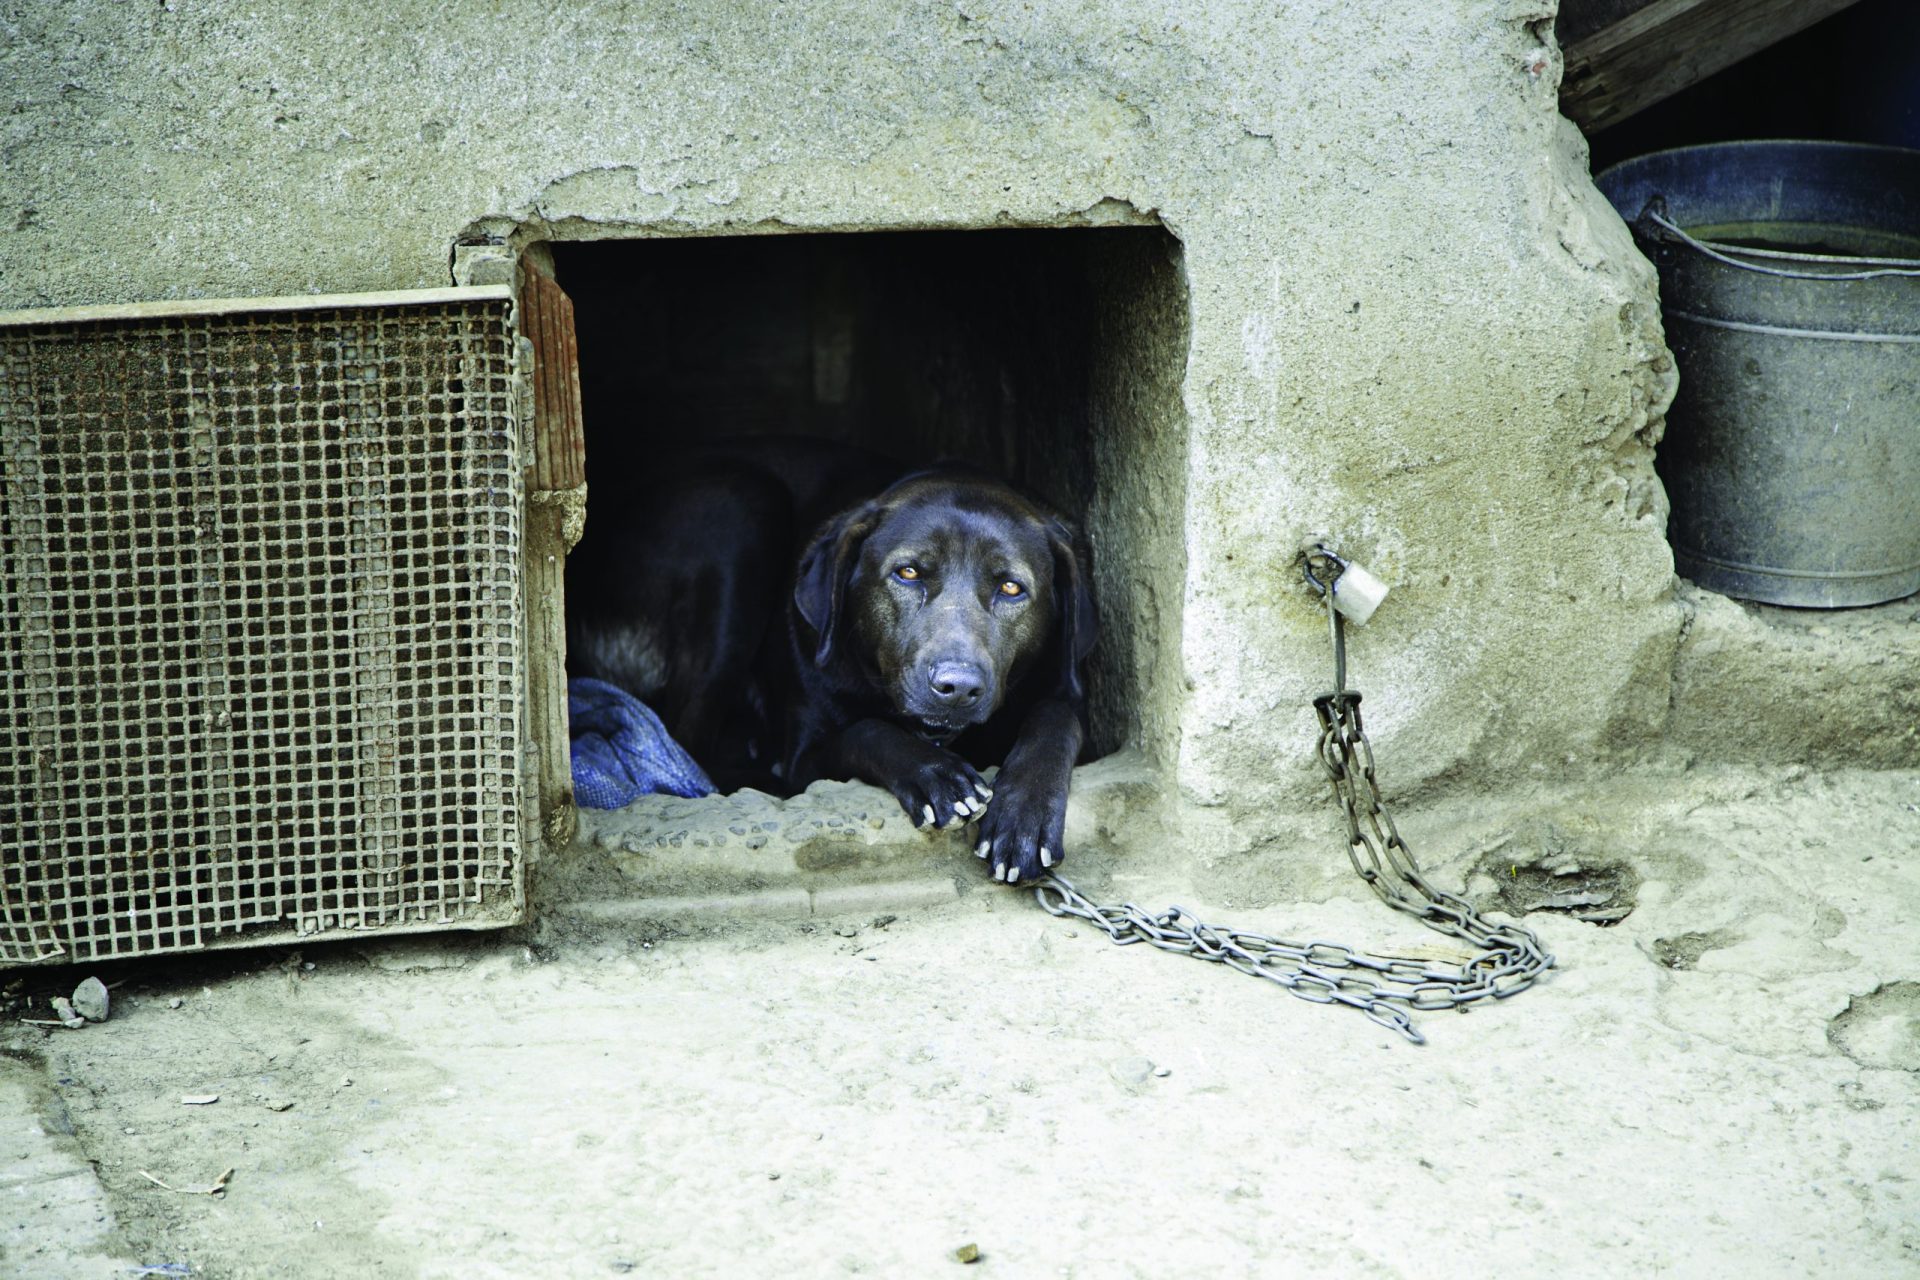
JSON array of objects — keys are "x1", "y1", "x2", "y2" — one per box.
[
  {"x1": 553, "y1": 752, "x2": 1166, "y2": 910},
  {"x1": 0, "y1": 1050, "x2": 140, "y2": 1279},
  {"x1": 554, "y1": 876, "x2": 967, "y2": 929},
  {"x1": 1667, "y1": 582, "x2": 1920, "y2": 767}
]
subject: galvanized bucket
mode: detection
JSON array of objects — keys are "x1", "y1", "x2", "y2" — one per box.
[{"x1": 1598, "y1": 141, "x2": 1920, "y2": 608}]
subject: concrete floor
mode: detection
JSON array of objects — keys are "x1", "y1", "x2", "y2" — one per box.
[{"x1": 5, "y1": 763, "x2": 1918, "y2": 1279}]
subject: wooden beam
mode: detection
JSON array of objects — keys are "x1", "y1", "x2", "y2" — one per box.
[{"x1": 1559, "y1": 0, "x2": 1864, "y2": 134}]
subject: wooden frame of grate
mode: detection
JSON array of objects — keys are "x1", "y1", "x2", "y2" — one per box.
[{"x1": 0, "y1": 284, "x2": 564, "y2": 966}]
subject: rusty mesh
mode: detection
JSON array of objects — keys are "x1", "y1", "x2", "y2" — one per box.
[{"x1": 0, "y1": 295, "x2": 526, "y2": 965}]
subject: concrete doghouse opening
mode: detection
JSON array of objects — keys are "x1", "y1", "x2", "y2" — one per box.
[{"x1": 547, "y1": 226, "x2": 1190, "y2": 796}]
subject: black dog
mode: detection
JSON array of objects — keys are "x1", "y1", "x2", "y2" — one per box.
[
  {"x1": 787, "y1": 466, "x2": 1096, "y2": 884},
  {"x1": 567, "y1": 438, "x2": 1095, "y2": 884},
  {"x1": 567, "y1": 437, "x2": 896, "y2": 791}
]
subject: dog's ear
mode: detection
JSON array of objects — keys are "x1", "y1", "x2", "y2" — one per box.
[
  {"x1": 794, "y1": 501, "x2": 881, "y2": 667},
  {"x1": 1046, "y1": 516, "x2": 1098, "y2": 701}
]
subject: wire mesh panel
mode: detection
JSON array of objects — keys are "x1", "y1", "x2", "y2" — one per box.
[{"x1": 0, "y1": 289, "x2": 526, "y2": 965}]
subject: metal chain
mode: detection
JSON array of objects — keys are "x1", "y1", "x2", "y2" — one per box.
[{"x1": 1032, "y1": 549, "x2": 1555, "y2": 1045}]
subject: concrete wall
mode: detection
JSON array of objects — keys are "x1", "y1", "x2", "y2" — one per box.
[{"x1": 2, "y1": 2, "x2": 1687, "y2": 831}]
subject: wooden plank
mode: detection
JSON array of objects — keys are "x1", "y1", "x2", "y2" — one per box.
[
  {"x1": 516, "y1": 246, "x2": 586, "y2": 851},
  {"x1": 1558, "y1": 0, "x2": 1664, "y2": 47},
  {"x1": 0, "y1": 284, "x2": 511, "y2": 329},
  {"x1": 1560, "y1": 0, "x2": 1864, "y2": 133},
  {"x1": 519, "y1": 249, "x2": 586, "y2": 492}
]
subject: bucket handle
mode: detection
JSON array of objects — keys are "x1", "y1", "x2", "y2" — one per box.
[{"x1": 1636, "y1": 199, "x2": 1920, "y2": 282}]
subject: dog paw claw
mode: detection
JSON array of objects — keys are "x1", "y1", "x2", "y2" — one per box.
[
  {"x1": 889, "y1": 748, "x2": 990, "y2": 837},
  {"x1": 972, "y1": 773, "x2": 1066, "y2": 886}
]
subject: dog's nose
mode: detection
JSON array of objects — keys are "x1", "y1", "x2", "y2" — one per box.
[{"x1": 928, "y1": 661, "x2": 988, "y2": 709}]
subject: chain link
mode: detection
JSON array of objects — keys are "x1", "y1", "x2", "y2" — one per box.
[{"x1": 1032, "y1": 550, "x2": 1555, "y2": 1045}]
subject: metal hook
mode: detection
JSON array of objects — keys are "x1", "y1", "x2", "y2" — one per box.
[
  {"x1": 1301, "y1": 544, "x2": 1350, "y2": 693},
  {"x1": 1302, "y1": 544, "x2": 1348, "y2": 598}
]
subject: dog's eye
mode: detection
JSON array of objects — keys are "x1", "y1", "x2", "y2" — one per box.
[
  {"x1": 998, "y1": 580, "x2": 1025, "y2": 598},
  {"x1": 894, "y1": 565, "x2": 920, "y2": 582}
]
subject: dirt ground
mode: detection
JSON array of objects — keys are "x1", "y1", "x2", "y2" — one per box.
[{"x1": 5, "y1": 764, "x2": 1918, "y2": 1279}]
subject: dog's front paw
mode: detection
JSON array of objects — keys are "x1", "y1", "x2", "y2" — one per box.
[
  {"x1": 888, "y1": 750, "x2": 992, "y2": 832},
  {"x1": 972, "y1": 774, "x2": 1067, "y2": 885}
]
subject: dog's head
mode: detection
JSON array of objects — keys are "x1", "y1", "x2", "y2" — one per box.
[{"x1": 794, "y1": 471, "x2": 1096, "y2": 736}]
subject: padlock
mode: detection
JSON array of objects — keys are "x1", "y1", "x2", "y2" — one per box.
[
  {"x1": 1304, "y1": 542, "x2": 1390, "y2": 626},
  {"x1": 1330, "y1": 558, "x2": 1389, "y2": 625}
]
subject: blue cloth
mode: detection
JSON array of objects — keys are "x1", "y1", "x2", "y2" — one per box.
[{"x1": 568, "y1": 678, "x2": 715, "y2": 809}]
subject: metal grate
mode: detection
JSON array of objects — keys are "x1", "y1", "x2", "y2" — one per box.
[{"x1": 0, "y1": 290, "x2": 526, "y2": 965}]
